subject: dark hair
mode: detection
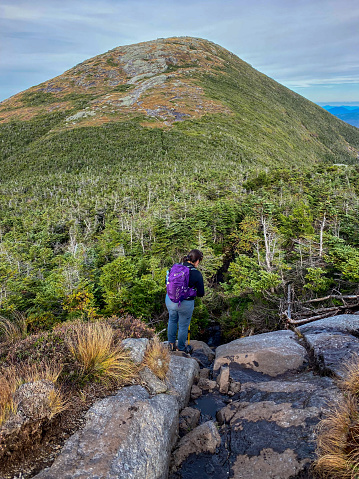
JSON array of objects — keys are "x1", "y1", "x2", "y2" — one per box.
[{"x1": 182, "y1": 249, "x2": 203, "y2": 263}]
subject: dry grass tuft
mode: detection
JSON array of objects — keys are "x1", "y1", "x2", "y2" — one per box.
[
  {"x1": 338, "y1": 355, "x2": 359, "y2": 396},
  {"x1": 67, "y1": 321, "x2": 137, "y2": 385},
  {"x1": 0, "y1": 360, "x2": 64, "y2": 427},
  {"x1": 0, "y1": 313, "x2": 27, "y2": 343},
  {"x1": 47, "y1": 388, "x2": 68, "y2": 419},
  {"x1": 0, "y1": 373, "x2": 17, "y2": 427},
  {"x1": 142, "y1": 336, "x2": 170, "y2": 380},
  {"x1": 314, "y1": 381, "x2": 359, "y2": 477},
  {"x1": 16, "y1": 361, "x2": 63, "y2": 386}
]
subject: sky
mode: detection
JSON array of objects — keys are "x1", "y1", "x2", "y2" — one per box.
[{"x1": 1, "y1": 0, "x2": 359, "y2": 104}]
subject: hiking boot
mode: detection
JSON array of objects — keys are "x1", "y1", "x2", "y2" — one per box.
[
  {"x1": 168, "y1": 342, "x2": 177, "y2": 352},
  {"x1": 183, "y1": 344, "x2": 193, "y2": 355}
]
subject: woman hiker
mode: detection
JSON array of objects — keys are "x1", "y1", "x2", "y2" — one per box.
[{"x1": 166, "y1": 249, "x2": 204, "y2": 353}]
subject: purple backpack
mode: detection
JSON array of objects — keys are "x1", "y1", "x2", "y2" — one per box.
[{"x1": 166, "y1": 263, "x2": 197, "y2": 304}]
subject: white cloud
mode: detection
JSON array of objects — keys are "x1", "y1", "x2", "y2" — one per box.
[
  {"x1": 1, "y1": 0, "x2": 359, "y2": 102},
  {"x1": 284, "y1": 77, "x2": 359, "y2": 88}
]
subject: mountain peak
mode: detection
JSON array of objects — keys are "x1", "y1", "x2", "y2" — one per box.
[
  {"x1": 1, "y1": 36, "x2": 358, "y2": 166},
  {"x1": 0, "y1": 37, "x2": 235, "y2": 128}
]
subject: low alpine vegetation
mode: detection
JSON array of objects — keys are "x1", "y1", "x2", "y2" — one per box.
[
  {"x1": 0, "y1": 313, "x2": 27, "y2": 343},
  {"x1": 0, "y1": 371, "x2": 17, "y2": 427}
]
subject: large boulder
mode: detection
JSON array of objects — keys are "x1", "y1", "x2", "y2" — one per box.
[
  {"x1": 189, "y1": 340, "x2": 215, "y2": 366},
  {"x1": 299, "y1": 314, "x2": 359, "y2": 376},
  {"x1": 33, "y1": 385, "x2": 179, "y2": 479},
  {"x1": 167, "y1": 355, "x2": 200, "y2": 409},
  {"x1": 298, "y1": 314, "x2": 359, "y2": 334},
  {"x1": 214, "y1": 331, "x2": 308, "y2": 379},
  {"x1": 31, "y1": 348, "x2": 200, "y2": 479}
]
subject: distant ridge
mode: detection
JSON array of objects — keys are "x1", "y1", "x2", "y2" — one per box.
[{"x1": 321, "y1": 105, "x2": 359, "y2": 128}]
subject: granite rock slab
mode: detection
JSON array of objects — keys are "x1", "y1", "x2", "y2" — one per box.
[
  {"x1": 214, "y1": 331, "x2": 308, "y2": 378},
  {"x1": 33, "y1": 386, "x2": 179, "y2": 479}
]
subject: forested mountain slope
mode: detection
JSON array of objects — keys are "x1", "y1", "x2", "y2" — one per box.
[{"x1": 1, "y1": 37, "x2": 359, "y2": 338}]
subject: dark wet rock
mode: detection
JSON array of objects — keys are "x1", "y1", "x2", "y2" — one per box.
[
  {"x1": 303, "y1": 332, "x2": 359, "y2": 377},
  {"x1": 298, "y1": 315, "x2": 359, "y2": 377},
  {"x1": 179, "y1": 407, "x2": 201, "y2": 434},
  {"x1": 214, "y1": 331, "x2": 308, "y2": 377},
  {"x1": 194, "y1": 392, "x2": 229, "y2": 421},
  {"x1": 239, "y1": 373, "x2": 341, "y2": 408},
  {"x1": 214, "y1": 371, "x2": 341, "y2": 478},
  {"x1": 172, "y1": 451, "x2": 231, "y2": 479},
  {"x1": 172, "y1": 421, "x2": 221, "y2": 468},
  {"x1": 189, "y1": 340, "x2": 215, "y2": 367},
  {"x1": 224, "y1": 362, "x2": 273, "y2": 383},
  {"x1": 298, "y1": 313, "x2": 359, "y2": 335},
  {"x1": 191, "y1": 384, "x2": 202, "y2": 400}
]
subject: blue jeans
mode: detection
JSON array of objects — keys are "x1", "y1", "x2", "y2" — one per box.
[{"x1": 166, "y1": 294, "x2": 195, "y2": 351}]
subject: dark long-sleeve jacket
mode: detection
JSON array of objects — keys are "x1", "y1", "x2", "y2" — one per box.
[{"x1": 182, "y1": 261, "x2": 205, "y2": 299}]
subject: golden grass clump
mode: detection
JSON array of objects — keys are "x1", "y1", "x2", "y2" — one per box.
[
  {"x1": 314, "y1": 356, "x2": 359, "y2": 479},
  {"x1": 0, "y1": 373, "x2": 17, "y2": 426},
  {"x1": 0, "y1": 313, "x2": 27, "y2": 343},
  {"x1": 339, "y1": 356, "x2": 359, "y2": 397},
  {"x1": 0, "y1": 361, "x2": 65, "y2": 427},
  {"x1": 142, "y1": 336, "x2": 170, "y2": 380},
  {"x1": 47, "y1": 388, "x2": 68, "y2": 419},
  {"x1": 67, "y1": 321, "x2": 137, "y2": 385},
  {"x1": 16, "y1": 361, "x2": 63, "y2": 386}
]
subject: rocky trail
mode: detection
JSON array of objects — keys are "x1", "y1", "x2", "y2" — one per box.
[
  {"x1": 171, "y1": 314, "x2": 359, "y2": 479},
  {"x1": 27, "y1": 314, "x2": 359, "y2": 479}
]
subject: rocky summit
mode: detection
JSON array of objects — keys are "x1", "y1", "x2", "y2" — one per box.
[{"x1": 0, "y1": 37, "x2": 232, "y2": 128}]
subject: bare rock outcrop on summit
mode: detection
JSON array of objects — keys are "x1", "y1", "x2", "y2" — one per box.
[{"x1": 0, "y1": 37, "x2": 231, "y2": 126}]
